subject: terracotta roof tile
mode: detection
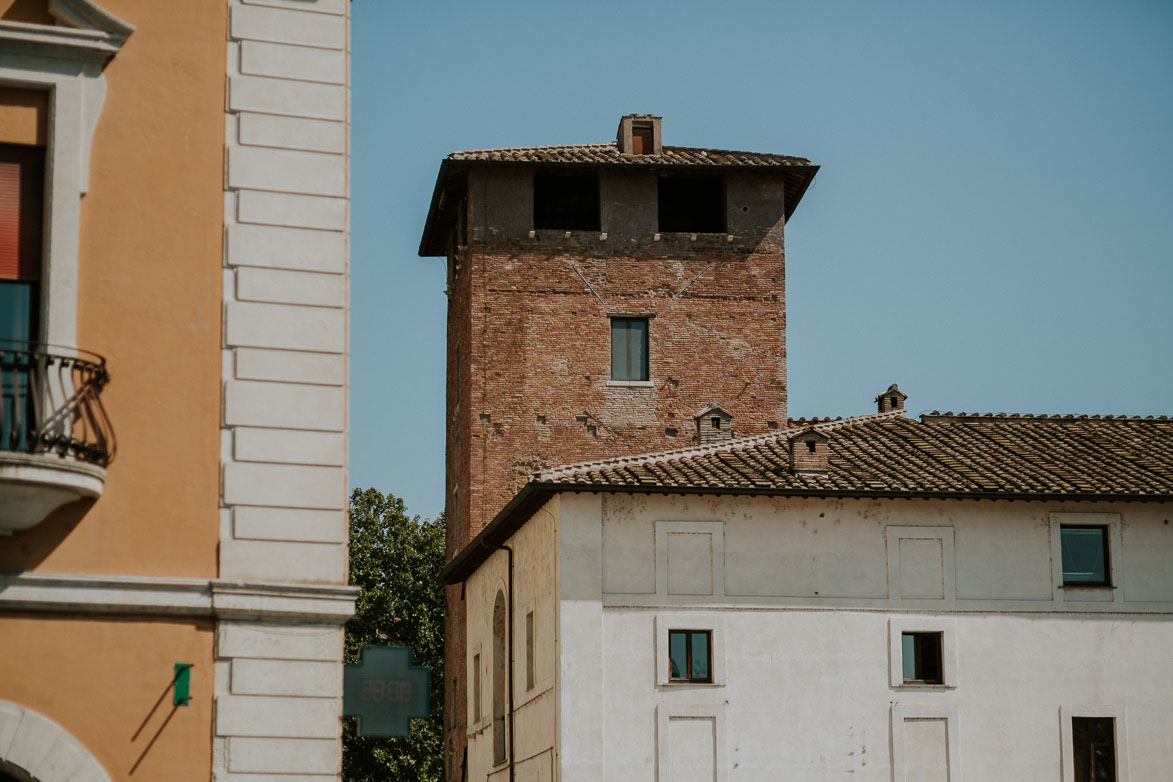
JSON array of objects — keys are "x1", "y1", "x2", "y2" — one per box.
[
  {"x1": 535, "y1": 411, "x2": 1173, "y2": 498},
  {"x1": 448, "y1": 142, "x2": 812, "y2": 168}
]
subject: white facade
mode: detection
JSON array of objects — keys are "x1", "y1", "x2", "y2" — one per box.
[{"x1": 464, "y1": 491, "x2": 1173, "y2": 781}]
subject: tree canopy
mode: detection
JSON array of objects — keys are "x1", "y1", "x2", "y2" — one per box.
[{"x1": 344, "y1": 488, "x2": 445, "y2": 781}]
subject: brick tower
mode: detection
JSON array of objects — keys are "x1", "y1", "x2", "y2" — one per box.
[{"x1": 419, "y1": 115, "x2": 817, "y2": 778}]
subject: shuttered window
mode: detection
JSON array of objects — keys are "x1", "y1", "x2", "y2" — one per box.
[
  {"x1": 0, "y1": 143, "x2": 44, "y2": 282},
  {"x1": 0, "y1": 143, "x2": 44, "y2": 345}
]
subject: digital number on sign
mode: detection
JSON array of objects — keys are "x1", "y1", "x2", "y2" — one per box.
[{"x1": 359, "y1": 679, "x2": 413, "y2": 703}]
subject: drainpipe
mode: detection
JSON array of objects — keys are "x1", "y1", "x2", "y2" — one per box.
[{"x1": 482, "y1": 540, "x2": 515, "y2": 782}]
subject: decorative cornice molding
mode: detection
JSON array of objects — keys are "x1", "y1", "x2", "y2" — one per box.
[
  {"x1": 0, "y1": 0, "x2": 132, "y2": 65},
  {"x1": 0, "y1": 572, "x2": 358, "y2": 624},
  {"x1": 50, "y1": 0, "x2": 134, "y2": 42}
]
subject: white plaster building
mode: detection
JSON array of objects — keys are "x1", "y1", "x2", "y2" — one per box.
[{"x1": 442, "y1": 396, "x2": 1173, "y2": 781}]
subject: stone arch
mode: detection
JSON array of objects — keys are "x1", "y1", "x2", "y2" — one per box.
[{"x1": 0, "y1": 701, "x2": 111, "y2": 782}]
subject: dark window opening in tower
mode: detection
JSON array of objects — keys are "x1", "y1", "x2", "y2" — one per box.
[
  {"x1": 533, "y1": 173, "x2": 600, "y2": 231},
  {"x1": 658, "y1": 174, "x2": 725, "y2": 233}
]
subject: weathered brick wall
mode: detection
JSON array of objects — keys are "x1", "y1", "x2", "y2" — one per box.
[{"x1": 456, "y1": 237, "x2": 787, "y2": 539}]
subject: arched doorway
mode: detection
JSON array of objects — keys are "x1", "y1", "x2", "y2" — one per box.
[{"x1": 0, "y1": 701, "x2": 110, "y2": 782}]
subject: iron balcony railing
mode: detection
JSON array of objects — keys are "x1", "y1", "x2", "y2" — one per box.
[{"x1": 0, "y1": 340, "x2": 115, "y2": 468}]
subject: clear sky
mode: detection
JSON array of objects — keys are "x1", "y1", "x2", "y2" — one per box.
[{"x1": 349, "y1": 0, "x2": 1173, "y2": 520}]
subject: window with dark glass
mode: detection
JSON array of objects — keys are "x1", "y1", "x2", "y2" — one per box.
[
  {"x1": 1072, "y1": 717, "x2": 1116, "y2": 782},
  {"x1": 533, "y1": 173, "x2": 599, "y2": 231},
  {"x1": 1061, "y1": 526, "x2": 1110, "y2": 586},
  {"x1": 901, "y1": 632, "x2": 943, "y2": 684},
  {"x1": 610, "y1": 317, "x2": 648, "y2": 381},
  {"x1": 668, "y1": 629, "x2": 711, "y2": 683},
  {"x1": 1, "y1": 143, "x2": 44, "y2": 454},
  {"x1": 658, "y1": 174, "x2": 725, "y2": 233}
]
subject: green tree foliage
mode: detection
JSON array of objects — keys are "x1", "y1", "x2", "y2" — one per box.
[{"x1": 344, "y1": 488, "x2": 445, "y2": 782}]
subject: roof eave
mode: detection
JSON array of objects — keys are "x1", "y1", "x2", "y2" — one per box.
[
  {"x1": 419, "y1": 158, "x2": 820, "y2": 256},
  {"x1": 785, "y1": 164, "x2": 819, "y2": 221},
  {"x1": 418, "y1": 157, "x2": 452, "y2": 257}
]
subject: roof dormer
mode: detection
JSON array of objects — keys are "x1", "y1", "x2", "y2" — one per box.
[
  {"x1": 876, "y1": 384, "x2": 907, "y2": 414},
  {"x1": 789, "y1": 427, "x2": 829, "y2": 475},
  {"x1": 695, "y1": 402, "x2": 732, "y2": 444}
]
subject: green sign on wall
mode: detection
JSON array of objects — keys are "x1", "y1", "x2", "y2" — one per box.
[{"x1": 342, "y1": 645, "x2": 431, "y2": 737}]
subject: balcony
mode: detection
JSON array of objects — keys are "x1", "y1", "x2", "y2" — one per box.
[{"x1": 0, "y1": 341, "x2": 115, "y2": 534}]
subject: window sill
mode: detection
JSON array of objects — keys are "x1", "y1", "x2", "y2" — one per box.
[
  {"x1": 658, "y1": 681, "x2": 725, "y2": 690},
  {"x1": 895, "y1": 683, "x2": 954, "y2": 691},
  {"x1": 606, "y1": 380, "x2": 654, "y2": 388},
  {"x1": 1058, "y1": 584, "x2": 1116, "y2": 590}
]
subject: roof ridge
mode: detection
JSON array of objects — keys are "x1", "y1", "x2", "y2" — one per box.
[
  {"x1": 450, "y1": 142, "x2": 614, "y2": 156},
  {"x1": 537, "y1": 410, "x2": 906, "y2": 481},
  {"x1": 448, "y1": 142, "x2": 813, "y2": 165},
  {"x1": 922, "y1": 411, "x2": 1170, "y2": 422}
]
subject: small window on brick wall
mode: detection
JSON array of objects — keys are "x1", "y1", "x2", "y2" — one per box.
[
  {"x1": 533, "y1": 173, "x2": 600, "y2": 231},
  {"x1": 658, "y1": 174, "x2": 725, "y2": 233},
  {"x1": 610, "y1": 317, "x2": 648, "y2": 381}
]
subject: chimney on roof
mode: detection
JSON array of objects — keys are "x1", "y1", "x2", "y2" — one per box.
[
  {"x1": 695, "y1": 402, "x2": 732, "y2": 444},
  {"x1": 789, "y1": 427, "x2": 829, "y2": 474},
  {"x1": 617, "y1": 114, "x2": 662, "y2": 156},
  {"x1": 876, "y1": 384, "x2": 907, "y2": 414}
]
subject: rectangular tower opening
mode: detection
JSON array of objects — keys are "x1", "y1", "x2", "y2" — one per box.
[
  {"x1": 658, "y1": 174, "x2": 725, "y2": 233},
  {"x1": 533, "y1": 173, "x2": 600, "y2": 231}
]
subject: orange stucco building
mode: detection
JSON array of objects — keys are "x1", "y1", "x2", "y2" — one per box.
[{"x1": 0, "y1": 1, "x2": 353, "y2": 779}]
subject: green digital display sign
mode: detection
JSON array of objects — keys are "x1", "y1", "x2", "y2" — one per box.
[{"x1": 342, "y1": 645, "x2": 431, "y2": 737}]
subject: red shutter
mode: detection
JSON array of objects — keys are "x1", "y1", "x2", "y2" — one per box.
[{"x1": 0, "y1": 144, "x2": 44, "y2": 281}]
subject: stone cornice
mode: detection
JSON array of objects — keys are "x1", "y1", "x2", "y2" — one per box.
[{"x1": 0, "y1": 572, "x2": 358, "y2": 623}]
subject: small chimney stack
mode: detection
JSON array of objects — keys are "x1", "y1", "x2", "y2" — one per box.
[
  {"x1": 789, "y1": 427, "x2": 829, "y2": 474},
  {"x1": 695, "y1": 402, "x2": 732, "y2": 444},
  {"x1": 876, "y1": 384, "x2": 907, "y2": 414},
  {"x1": 617, "y1": 114, "x2": 662, "y2": 156}
]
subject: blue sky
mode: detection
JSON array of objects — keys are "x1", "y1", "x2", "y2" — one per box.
[{"x1": 349, "y1": 0, "x2": 1173, "y2": 520}]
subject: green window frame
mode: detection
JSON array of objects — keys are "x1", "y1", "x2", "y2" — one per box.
[
  {"x1": 668, "y1": 629, "x2": 711, "y2": 683},
  {"x1": 1060, "y1": 525, "x2": 1110, "y2": 586},
  {"x1": 610, "y1": 317, "x2": 648, "y2": 381}
]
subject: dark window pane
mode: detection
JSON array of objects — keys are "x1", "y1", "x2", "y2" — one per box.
[
  {"x1": 1061, "y1": 527, "x2": 1108, "y2": 585},
  {"x1": 1072, "y1": 717, "x2": 1115, "y2": 782},
  {"x1": 669, "y1": 631, "x2": 687, "y2": 679},
  {"x1": 690, "y1": 632, "x2": 710, "y2": 681},
  {"x1": 534, "y1": 174, "x2": 600, "y2": 231},
  {"x1": 0, "y1": 280, "x2": 37, "y2": 344},
  {"x1": 901, "y1": 632, "x2": 943, "y2": 684},
  {"x1": 917, "y1": 634, "x2": 942, "y2": 683}
]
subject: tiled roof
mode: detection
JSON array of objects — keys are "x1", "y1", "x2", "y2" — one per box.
[
  {"x1": 447, "y1": 142, "x2": 813, "y2": 168},
  {"x1": 442, "y1": 409, "x2": 1173, "y2": 583},
  {"x1": 537, "y1": 411, "x2": 1173, "y2": 498}
]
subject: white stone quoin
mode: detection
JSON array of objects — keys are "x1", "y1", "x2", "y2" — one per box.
[{"x1": 215, "y1": 0, "x2": 353, "y2": 777}]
